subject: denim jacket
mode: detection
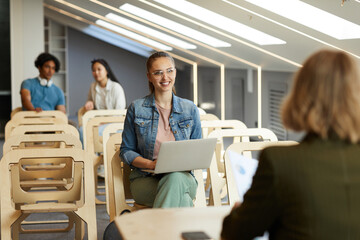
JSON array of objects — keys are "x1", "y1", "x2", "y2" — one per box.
[{"x1": 120, "y1": 93, "x2": 202, "y2": 170}]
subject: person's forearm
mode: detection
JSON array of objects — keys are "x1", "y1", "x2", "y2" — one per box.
[
  {"x1": 132, "y1": 156, "x2": 156, "y2": 169},
  {"x1": 22, "y1": 99, "x2": 36, "y2": 111},
  {"x1": 21, "y1": 89, "x2": 37, "y2": 111},
  {"x1": 56, "y1": 105, "x2": 66, "y2": 114}
]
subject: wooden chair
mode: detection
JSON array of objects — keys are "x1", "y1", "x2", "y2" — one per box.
[
  {"x1": 8, "y1": 124, "x2": 80, "y2": 139},
  {"x1": 11, "y1": 110, "x2": 67, "y2": 122},
  {"x1": 106, "y1": 133, "x2": 153, "y2": 219},
  {"x1": 82, "y1": 109, "x2": 127, "y2": 148},
  {"x1": 224, "y1": 141, "x2": 298, "y2": 205},
  {"x1": 3, "y1": 133, "x2": 82, "y2": 155},
  {"x1": 206, "y1": 128, "x2": 278, "y2": 206},
  {"x1": 77, "y1": 106, "x2": 87, "y2": 127},
  {"x1": 10, "y1": 107, "x2": 22, "y2": 119},
  {"x1": 84, "y1": 115, "x2": 126, "y2": 204},
  {"x1": 2, "y1": 133, "x2": 83, "y2": 235},
  {"x1": 5, "y1": 110, "x2": 68, "y2": 140},
  {"x1": 102, "y1": 123, "x2": 124, "y2": 215},
  {"x1": 5, "y1": 124, "x2": 80, "y2": 157},
  {"x1": 200, "y1": 120, "x2": 248, "y2": 196},
  {"x1": 192, "y1": 169, "x2": 208, "y2": 207},
  {"x1": 201, "y1": 119, "x2": 247, "y2": 138},
  {"x1": 104, "y1": 133, "x2": 207, "y2": 216},
  {"x1": 0, "y1": 148, "x2": 97, "y2": 240},
  {"x1": 105, "y1": 133, "x2": 134, "y2": 221},
  {"x1": 199, "y1": 113, "x2": 219, "y2": 121},
  {"x1": 197, "y1": 107, "x2": 207, "y2": 115}
]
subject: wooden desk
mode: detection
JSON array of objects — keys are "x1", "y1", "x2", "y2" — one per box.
[{"x1": 115, "y1": 206, "x2": 231, "y2": 240}]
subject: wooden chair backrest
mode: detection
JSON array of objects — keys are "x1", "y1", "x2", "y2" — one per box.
[
  {"x1": 10, "y1": 107, "x2": 22, "y2": 119},
  {"x1": 102, "y1": 124, "x2": 125, "y2": 215},
  {"x1": 77, "y1": 106, "x2": 86, "y2": 127},
  {"x1": 11, "y1": 110, "x2": 67, "y2": 122},
  {"x1": 8, "y1": 124, "x2": 79, "y2": 139},
  {"x1": 5, "y1": 111, "x2": 68, "y2": 140},
  {"x1": 224, "y1": 141, "x2": 298, "y2": 205},
  {"x1": 200, "y1": 113, "x2": 219, "y2": 121},
  {"x1": 16, "y1": 157, "x2": 74, "y2": 181},
  {"x1": 0, "y1": 148, "x2": 89, "y2": 204},
  {"x1": 82, "y1": 109, "x2": 126, "y2": 149},
  {"x1": 0, "y1": 148, "x2": 98, "y2": 239},
  {"x1": 85, "y1": 116, "x2": 125, "y2": 154},
  {"x1": 102, "y1": 123, "x2": 124, "y2": 171},
  {"x1": 11, "y1": 162, "x2": 82, "y2": 205},
  {"x1": 3, "y1": 133, "x2": 82, "y2": 155},
  {"x1": 206, "y1": 128, "x2": 278, "y2": 206},
  {"x1": 105, "y1": 134, "x2": 134, "y2": 221},
  {"x1": 201, "y1": 119, "x2": 247, "y2": 138}
]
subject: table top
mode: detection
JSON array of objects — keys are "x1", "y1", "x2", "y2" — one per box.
[{"x1": 115, "y1": 206, "x2": 231, "y2": 240}]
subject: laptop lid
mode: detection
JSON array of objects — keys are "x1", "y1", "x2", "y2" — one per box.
[{"x1": 144, "y1": 138, "x2": 217, "y2": 174}]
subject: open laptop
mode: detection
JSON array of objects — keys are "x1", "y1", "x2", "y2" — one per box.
[{"x1": 143, "y1": 138, "x2": 217, "y2": 174}]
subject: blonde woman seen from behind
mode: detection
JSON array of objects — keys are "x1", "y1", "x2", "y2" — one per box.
[{"x1": 221, "y1": 49, "x2": 360, "y2": 240}]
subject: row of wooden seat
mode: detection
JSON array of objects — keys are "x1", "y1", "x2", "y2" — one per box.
[
  {"x1": 2, "y1": 109, "x2": 298, "y2": 239},
  {"x1": 81, "y1": 109, "x2": 127, "y2": 205},
  {"x1": 99, "y1": 112, "x2": 298, "y2": 217},
  {"x1": 1, "y1": 110, "x2": 97, "y2": 239}
]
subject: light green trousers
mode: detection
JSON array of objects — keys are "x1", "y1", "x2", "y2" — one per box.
[{"x1": 130, "y1": 171, "x2": 198, "y2": 208}]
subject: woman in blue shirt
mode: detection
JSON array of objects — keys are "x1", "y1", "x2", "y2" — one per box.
[{"x1": 120, "y1": 51, "x2": 202, "y2": 208}]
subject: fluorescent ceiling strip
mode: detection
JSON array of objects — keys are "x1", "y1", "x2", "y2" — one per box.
[
  {"x1": 245, "y1": 0, "x2": 360, "y2": 40},
  {"x1": 83, "y1": 25, "x2": 152, "y2": 57},
  {"x1": 96, "y1": 20, "x2": 172, "y2": 51},
  {"x1": 153, "y1": 0, "x2": 285, "y2": 45},
  {"x1": 138, "y1": 0, "x2": 299, "y2": 67},
  {"x1": 223, "y1": 0, "x2": 360, "y2": 59},
  {"x1": 106, "y1": 13, "x2": 196, "y2": 49},
  {"x1": 45, "y1": 4, "x2": 201, "y2": 109},
  {"x1": 120, "y1": 4, "x2": 231, "y2": 48},
  {"x1": 55, "y1": 0, "x2": 224, "y2": 68},
  {"x1": 53, "y1": 0, "x2": 174, "y2": 51}
]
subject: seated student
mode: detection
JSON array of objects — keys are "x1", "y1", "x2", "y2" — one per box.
[
  {"x1": 104, "y1": 51, "x2": 201, "y2": 240},
  {"x1": 79, "y1": 59, "x2": 126, "y2": 145},
  {"x1": 120, "y1": 51, "x2": 201, "y2": 208},
  {"x1": 221, "y1": 49, "x2": 360, "y2": 240},
  {"x1": 20, "y1": 52, "x2": 65, "y2": 113},
  {"x1": 83, "y1": 59, "x2": 126, "y2": 111}
]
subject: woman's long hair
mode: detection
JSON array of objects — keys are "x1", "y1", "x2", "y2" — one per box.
[{"x1": 91, "y1": 59, "x2": 120, "y2": 84}]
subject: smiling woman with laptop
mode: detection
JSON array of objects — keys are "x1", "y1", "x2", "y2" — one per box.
[{"x1": 120, "y1": 51, "x2": 203, "y2": 208}]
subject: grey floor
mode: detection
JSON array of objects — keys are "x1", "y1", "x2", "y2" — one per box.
[{"x1": 0, "y1": 137, "x2": 111, "y2": 240}]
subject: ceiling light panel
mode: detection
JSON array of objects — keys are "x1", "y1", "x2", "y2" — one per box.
[
  {"x1": 106, "y1": 13, "x2": 196, "y2": 49},
  {"x1": 95, "y1": 19, "x2": 172, "y2": 51},
  {"x1": 152, "y1": 0, "x2": 286, "y2": 45},
  {"x1": 120, "y1": 3, "x2": 231, "y2": 47},
  {"x1": 245, "y1": 0, "x2": 360, "y2": 40},
  {"x1": 83, "y1": 25, "x2": 152, "y2": 57}
]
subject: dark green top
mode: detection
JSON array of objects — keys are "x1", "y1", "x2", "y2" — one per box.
[{"x1": 221, "y1": 133, "x2": 360, "y2": 240}]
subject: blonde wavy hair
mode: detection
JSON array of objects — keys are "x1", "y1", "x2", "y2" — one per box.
[{"x1": 282, "y1": 49, "x2": 360, "y2": 143}]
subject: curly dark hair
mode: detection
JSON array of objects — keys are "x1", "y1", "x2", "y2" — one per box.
[{"x1": 34, "y1": 52, "x2": 60, "y2": 72}]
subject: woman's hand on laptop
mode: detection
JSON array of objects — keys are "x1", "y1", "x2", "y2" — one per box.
[
  {"x1": 148, "y1": 160, "x2": 157, "y2": 170},
  {"x1": 132, "y1": 156, "x2": 157, "y2": 170}
]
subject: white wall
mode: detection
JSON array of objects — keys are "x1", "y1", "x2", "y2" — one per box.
[{"x1": 10, "y1": 0, "x2": 44, "y2": 109}]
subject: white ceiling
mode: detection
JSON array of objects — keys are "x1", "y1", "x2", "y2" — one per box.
[{"x1": 44, "y1": 0, "x2": 360, "y2": 72}]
